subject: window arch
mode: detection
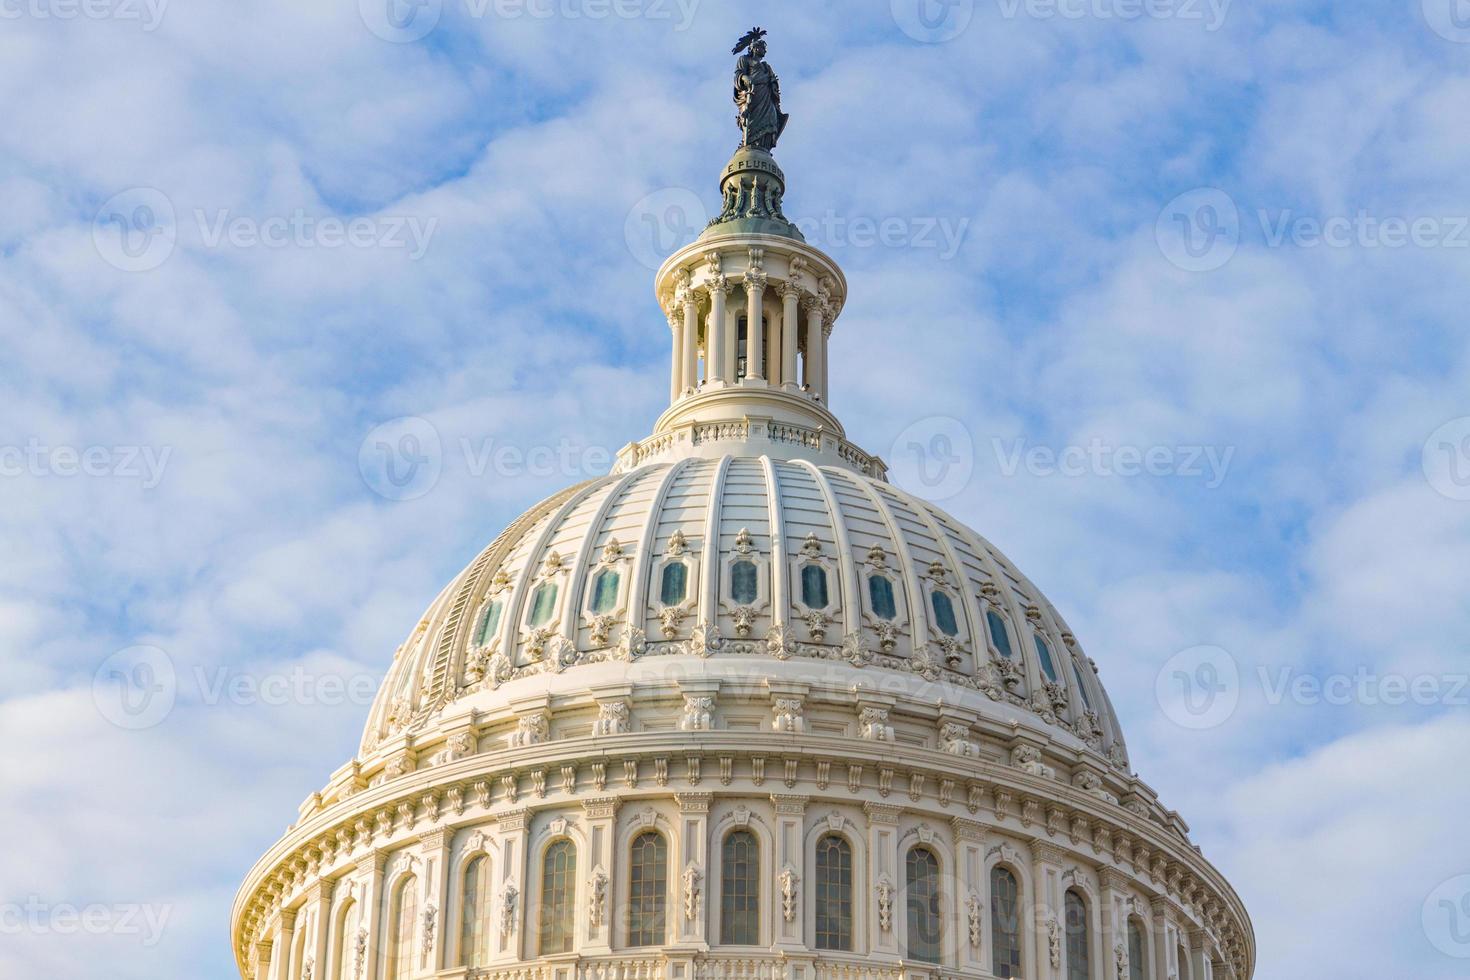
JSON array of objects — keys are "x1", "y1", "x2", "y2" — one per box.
[
  {"x1": 814, "y1": 834, "x2": 854, "y2": 951},
  {"x1": 1071, "y1": 659, "x2": 1095, "y2": 710},
  {"x1": 1178, "y1": 943, "x2": 1192, "y2": 980},
  {"x1": 460, "y1": 856, "x2": 490, "y2": 968},
  {"x1": 628, "y1": 831, "x2": 668, "y2": 947},
  {"x1": 1064, "y1": 889, "x2": 1090, "y2": 980},
  {"x1": 1128, "y1": 917, "x2": 1149, "y2": 980},
  {"x1": 721, "y1": 830, "x2": 760, "y2": 945},
  {"x1": 386, "y1": 875, "x2": 418, "y2": 980},
  {"x1": 990, "y1": 866, "x2": 1022, "y2": 979},
  {"x1": 538, "y1": 841, "x2": 576, "y2": 954},
  {"x1": 905, "y1": 846, "x2": 942, "y2": 963},
  {"x1": 332, "y1": 899, "x2": 358, "y2": 980},
  {"x1": 869, "y1": 574, "x2": 897, "y2": 620}
]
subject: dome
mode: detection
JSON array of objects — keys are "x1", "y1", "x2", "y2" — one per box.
[
  {"x1": 360, "y1": 455, "x2": 1130, "y2": 772},
  {"x1": 233, "y1": 35, "x2": 1253, "y2": 980}
]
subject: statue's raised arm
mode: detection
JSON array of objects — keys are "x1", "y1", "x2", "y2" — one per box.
[{"x1": 731, "y1": 26, "x2": 788, "y2": 152}]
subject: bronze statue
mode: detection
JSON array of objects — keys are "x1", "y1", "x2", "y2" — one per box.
[{"x1": 732, "y1": 27, "x2": 788, "y2": 152}]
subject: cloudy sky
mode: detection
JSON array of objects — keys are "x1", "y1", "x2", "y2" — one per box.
[{"x1": 3, "y1": 0, "x2": 1469, "y2": 976}]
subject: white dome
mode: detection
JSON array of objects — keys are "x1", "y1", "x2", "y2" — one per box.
[
  {"x1": 233, "y1": 96, "x2": 1253, "y2": 980},
  {"x1": 362, "y1": 454, "x2": 1129, "y2": 771}
]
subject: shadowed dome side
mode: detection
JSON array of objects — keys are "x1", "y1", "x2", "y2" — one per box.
[{"x1": 360, "y1": 455, "x2": 1129, "y2": 770}]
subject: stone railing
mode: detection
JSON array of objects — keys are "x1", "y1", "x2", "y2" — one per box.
[
  {"x1": 469, "y1": 954, "x2": 905, "y2": 980},
  {"x1": 615, "y1": 418, "x2": 887, "y2": 480}
]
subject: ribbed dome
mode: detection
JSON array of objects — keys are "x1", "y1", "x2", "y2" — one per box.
[{"x1": 361, "y1": 455, "x2": 1128, "y2": 770}]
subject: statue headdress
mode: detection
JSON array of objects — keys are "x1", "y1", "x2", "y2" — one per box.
[{"x1": 731, "y1": 26, "x2": 767, "y2": 56}]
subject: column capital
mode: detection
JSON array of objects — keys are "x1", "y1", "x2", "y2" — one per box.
[
  {"x1": 770, "y1": 793, "x2": 809, "y2": 816},
  {"x1": 1030, "y1": 837, "x2": 1068, "y2": 866},
  {"x1": 778, "y1": 277, "x2": 803, "y2": 300},
  {"x1": 497, "y1": 807, "x2": 534, "y2": 833},
  {"x1": 864, "y1": 801, "x2": 903, "y2": 826},
  {"x1": 676, "y1": 792, "x2": 714, "y2": 814},
  {"x1": 951, "y1": 816, "x2": 987, "y2": 842},
  {"x1": 702, "y1": 273, "x2": 734, "y2": 297},
  {"x1": 417, "y1": 828, "x2": 451, "y2": 853},
  {"x1": 743, "y1": 269, "x2": 769, "y2": 290},
  {"x1": 581, "y1": 796, "x2": 620, "y2": 820},
  {"x1": 1099, "y1": 866, "x2": 1132, "y2": 892}
]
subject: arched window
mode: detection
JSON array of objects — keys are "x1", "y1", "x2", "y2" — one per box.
[
  {"x1": 538, "y1": 841, "x2": 576, "y2": 954},
  {"x1": 1128, "y1": 918, "x2": 1149, "y2": 980},
  {"x1": 475, "y1": 600, "x2": 502, "y2": 646},
  {"x1": 869, "y1": 575, "x2": 897, "y2": 620},
  {"x1": 721, "y1": 830, "x2": 760, "y2": 945},
  {"x1": 460, "y1": 856, "x2": 490, "y2": 968},
  {"x1": 1034, "y1": 633, "x2": 1059, "y2": 682},
  {"x1": 660, "y1": 562, "x2": 688, "y2": 605},
  {"x1": 800, "y1": 564, "x2": 829, "y2": 609},
  {"x1": 333, "y1": 900, "x2": 359, "y2": 980},
  {"x1": 589, "y1": 569, "x2": 619, "y2": 614},
  {"x1": 986, "y1": 609, "x2": 1014, "y2": 659},
  {"x1": 990, "y1": 866, "x2": 1022, "y2": 979},
  {"x1": 1178, "y1": 944, "x2": 1191, "y2": 980},
  {"x1": 905, "y1": 847, "x2": 942, "y2": 963},
  {"x1": 930, "y1": 591, "x2": 959, "y2": 636},
  {"x1": 387, "y1": 875, "x2": 418, "y2": 980},
  {"x1": 628, "y1": 832, "x2": 668, "y2": 947},
  {"x1": 814, "y1": 834, "x2": 854, "y2": 951},
  {"x1": 731, "y1": 560, "x2": 759, "y2": 605},
  {"x1": 1064, "y1": 889, "x2": 1089, "y2": 980},
  {"x1": 527, "y1": 582, "x2": 558, "y2": 627}
]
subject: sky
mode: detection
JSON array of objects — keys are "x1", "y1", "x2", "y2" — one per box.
[{"x1": 1, "y1": 0, "x2": 1469, "y2": 977}]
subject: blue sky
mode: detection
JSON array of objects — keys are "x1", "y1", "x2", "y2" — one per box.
[{"x1": 3, "y1": 0, "x2": 1470, "y2": 976}]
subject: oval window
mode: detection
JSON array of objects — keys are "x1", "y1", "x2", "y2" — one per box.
[
  {"x1": 986, "y1": 609, "x2": 1014, "y2": 659},
  {"x1": 731, "y1": 560, "x2": 759, "y2": 605},
  {"x1": 930, "y1": 591, "x2": 959, "y2": 636},
  {"x1": 589, "y1": 569, "x2": 619, "y2": 614},
  {"x1": 660, "y1": 562, "x2": 688, "y2": 606},
  {"x1": 527, "y1": 583, "x2": 558, "y2": 627},
  {"x1": 475, "y1": 600, "x2": 502, "y2": 646},
  {"x1": 868, "y1": 575, "x2": 897, "y2": 621},
  {"x1": 1034, "y1": 633, "x2": 1059, "y2": 682},
  {"x1": 800, "y1": 564, "x2": 829, "y2": 609}
]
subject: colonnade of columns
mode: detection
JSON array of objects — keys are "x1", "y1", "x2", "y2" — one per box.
[{"x1": 666, "y1": 262, "x2": 833, "y2": 407}]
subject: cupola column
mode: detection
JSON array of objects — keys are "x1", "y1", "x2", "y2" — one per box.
[
  {"x1": 779, "y1": 280, "x2": 800, "y2": 389},
  {"x1": 802, "y1": 295, "x2": 826, "y2": 402},
  {"x1": 681, "y1": 289, "x2": 700, "y2": 394},
  {"x1": 668, "y1": 309, "x2": 684, "y2": 402},
  {"x1": 744, "y1": 269, "x2": 767, "y2": 381},
  {"x1": 705, "y1": 275, "x2": 731, "y2": 385}
]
